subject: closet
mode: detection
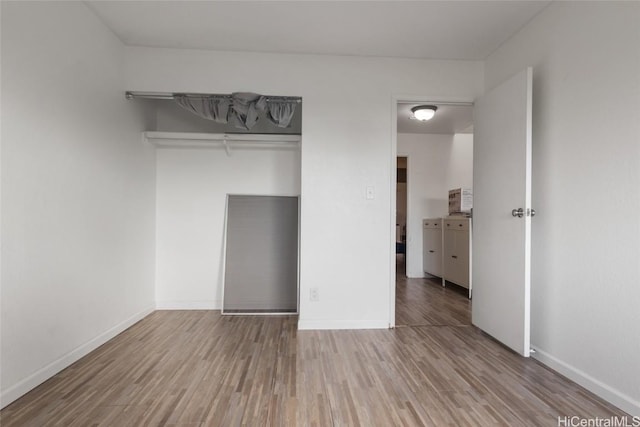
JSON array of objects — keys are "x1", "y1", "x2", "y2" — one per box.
[{"x1": 132, "y1": 91, "x2": 302, "y2": 313}]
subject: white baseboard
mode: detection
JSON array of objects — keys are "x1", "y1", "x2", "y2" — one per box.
[
  {"x1": 0, "y1": 306, "x2": 154, "y2": 409},
  {"x1": 405, "y1": 272, "x2": 426, "y2": 279},
  {"x1": 297, "y1": 319, "x2": 389, "y2": 330},
  {"x1": 532, "y1": 346, "x2": 640, "y2": 417},
  {"x1": 155, "y1": 300, "x2": 220, "y2": 310}
]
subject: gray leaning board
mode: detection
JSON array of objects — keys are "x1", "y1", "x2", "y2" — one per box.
[{"x1": 223, "y1": 195, "x2": 298, "y2": 313}]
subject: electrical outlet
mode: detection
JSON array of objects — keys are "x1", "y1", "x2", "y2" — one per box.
[
  {"x1": 310, "y1": 287, "x2": 320, "y2": 302},
  {"x1": 366, "y1": 186, "x2": 375, "y2": 200}
]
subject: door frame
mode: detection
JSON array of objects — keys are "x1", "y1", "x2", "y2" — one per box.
[
  {"x1": 395, "y1": 155, "x2": 409, "y2": 278},
  {"x1": 389, "y1": 95, "x2": 475, "y2": 328}
]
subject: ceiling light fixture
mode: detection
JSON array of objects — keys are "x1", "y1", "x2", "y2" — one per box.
[{"x1": 411, "y1": 105, "x2": 438, "y2": 121}]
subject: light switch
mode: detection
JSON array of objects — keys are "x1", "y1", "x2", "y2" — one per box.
[{"x1": 366, "y1": 186, "x2": 375, "y2": 200}]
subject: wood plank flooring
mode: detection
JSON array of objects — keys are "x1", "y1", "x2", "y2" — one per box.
[
  {"x1": 2, "y1": 284, "x2": 628, "y2": 425},
  {"x1": 395, "y1": 274, "x2": 471, "y2": 327}
]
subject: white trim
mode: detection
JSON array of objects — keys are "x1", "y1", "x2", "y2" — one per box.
[
  {"x1": 298, "y1": 319, "x2": 389, "y2": 330},
  {"x1": 220, "y1": 194, "x2": 230, "y2": 313},
  {"x1": 396, "y1": 100, "x2": 475, "y2": 106},
  {"x1": 0, "y1": 306, "x2": 154, "y2": 409},
  {"x1": 389, "y1": 98, "x2": 398, "y2": 328},
  {"x1": 223, "y1": 311, "x2": 298, "y2": 316},
  {"x1": 523, "y1": 67, "x2": 533, "y2": 357},
  {"x1": 532, "y1": 347, "x2": 640, "y2": 417},
  {"x1": 396, "y1": 153, "x2": 421, "y2": 280},
  {"x1": 297, "y1": 195, "x2": 302, "y2": 316},
  {"x1": 155, "y1": 300, "x2": 221, "y2": 310}
]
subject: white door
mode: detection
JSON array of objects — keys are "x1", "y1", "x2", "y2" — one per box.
[{"x1": 472, "y1": 67, "x2": 533, "y2": 357}]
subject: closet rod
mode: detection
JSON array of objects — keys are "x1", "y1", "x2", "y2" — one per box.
[{"x1": 125, "y1": 91, "x2": 302, "y2": 103}]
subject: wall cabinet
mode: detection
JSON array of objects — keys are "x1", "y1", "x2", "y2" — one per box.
[
  {"x1": 422, "y1": 218, "x2": 443, "y2": 278},
  {"x1": 443, "y1": 218, "x2": 472, "y2": 297}
]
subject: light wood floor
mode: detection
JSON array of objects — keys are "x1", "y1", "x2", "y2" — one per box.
[
  {"x1": 395, "y1": 252, "x2": 471, "y2": 327},
  {"x1": 395, "y1": 274, "x2": 471, "y2": 327},
  {"x1": 2, "y1": 288, "x2": 627, "y2": 425}
]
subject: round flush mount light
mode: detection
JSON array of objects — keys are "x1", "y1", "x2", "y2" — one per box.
[{"x1": 411, "y1": 105, "x2": 438, "y2": 121}]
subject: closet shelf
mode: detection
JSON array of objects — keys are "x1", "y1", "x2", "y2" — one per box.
[{"x1": 143, "y1": 131, "x2": 301, "y2": 150}]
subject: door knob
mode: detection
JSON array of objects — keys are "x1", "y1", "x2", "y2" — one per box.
[
  {"x1": 528, "y1": 208, "x2": 536, "y2": 217},
  {"x1": 512, "y1": 208, "x2": 524, "y2": 218}
]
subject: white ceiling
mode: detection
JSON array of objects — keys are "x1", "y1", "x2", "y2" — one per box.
[
  {"x1": 398, "y1": 104, "x2": 473, "y2": 135},
  {"x1": 87, "y1": 1, "x2": 550, "y2": 60},
  {"x1": 87, "y1": 1, "x2": 545, "y2": 135}
]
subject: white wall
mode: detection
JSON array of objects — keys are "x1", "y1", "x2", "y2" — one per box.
[
  {"x1": 446, "y1": 133, "x2": 474, "y2": 191},
  {"x1": 398, "y1": 133, "x2": 473, "y2": 278},
  {"x1": 485, "y1": 2, "x2": 640, "y2": 415},
  {"x1": 125, "y1": 48, "x2": 483, "y2": 329},
  {"x1": 155, "y1": 147, "x2": 300, "y2": 309},
  {"x1": 0, "y1": 2, "x2": 156, "y2": 407}
]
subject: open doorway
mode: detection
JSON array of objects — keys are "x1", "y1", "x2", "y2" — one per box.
[
  {"x1": 127, "y1": 91, "x2": 303, "y2": 315},
  {"x1": 396, "y1": 157, "x2": 407, "y2": 276},
  {"x1": 393, "y1": 100, "x2": 474, "y2": 327}
]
